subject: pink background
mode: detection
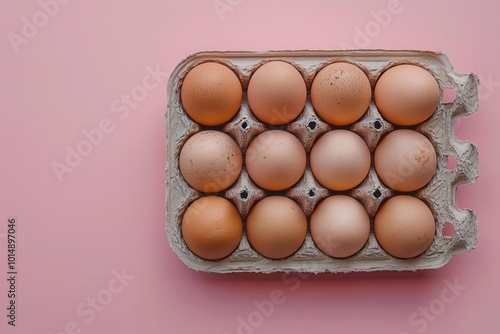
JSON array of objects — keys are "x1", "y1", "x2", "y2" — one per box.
[{"x1": 1, "y1": 0, "x2": 499, "y2": 333}]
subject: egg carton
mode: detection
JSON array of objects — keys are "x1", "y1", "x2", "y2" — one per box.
[{"x1": 165, "y1": 50, "x2": 479, "y2": 273}]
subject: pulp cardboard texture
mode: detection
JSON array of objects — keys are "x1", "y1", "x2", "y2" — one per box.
[{"x1": 165, "y1": 50, "x2": 479, "y2": 273}]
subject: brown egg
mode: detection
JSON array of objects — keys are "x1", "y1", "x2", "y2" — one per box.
[
  {"x1": 179, "y1": 130, "x2": 242, "y2": 192},
  {"x1": 310, "y1": 130, "x2": 371, "y2": 191},
  {"x1": 374, "y1": 129, "x2": 437, "y2": 192},
  {"x1": 310, "y1": 196, "x2": 370, "y2": 258},
  {"x1": 246, "y1": 196, "x2": 307, "y2": 259},
  {"x1": 311, "y1": 62, "x2": 372, "y2": 125},
  {"x1": 245, "y1": 130, "x2": 306, "y2": 191},
  {"x1": 182, "y1": 196, "x2": 243, "y2": 260},
  {"x1": 374, "y1": 64, "x2": 440, "y2": 125},
  {"x1": 247, "y1": 61, "x2": 306, "y2": 125},
  {"x1": 181, "y1": 62, "x2": 242, "y2": 126},
  {"x1": 374, "y1": 195, "x2": 435, "y2": 259}
]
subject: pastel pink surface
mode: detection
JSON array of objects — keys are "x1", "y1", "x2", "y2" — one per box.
[{"x1": 0, "y1": 1, "x2": 498, "y2": 334}]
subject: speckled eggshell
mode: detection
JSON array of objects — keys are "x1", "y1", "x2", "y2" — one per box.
[
  {"x1": 311, "y1": 62, "x2": 372, "y2": 126},
  {"x1": 179, "y1": 130, "x2": 242, "y2": 192}
]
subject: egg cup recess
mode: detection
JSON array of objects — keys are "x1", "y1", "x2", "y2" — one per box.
[{"x1": 166, "y1": 50, "x2": 479, "y2": 274}]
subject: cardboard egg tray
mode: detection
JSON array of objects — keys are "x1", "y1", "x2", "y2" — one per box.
[{"x1": 165, "y1": 50, "x2": 479, "y2": 273}]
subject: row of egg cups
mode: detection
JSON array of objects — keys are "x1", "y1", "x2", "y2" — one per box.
[
  {"x1": 180, "y1": 169, "x2": 438, "y2": 262},
  {"x1": 179, "y1": 126, "x2": 436, "y2": 201},
  {"x1": 180, "y1": 58, "x2": 441, "y2": 130},
  {"x1": 179, "y1": 99, "x2": 438, "y2": 196}
]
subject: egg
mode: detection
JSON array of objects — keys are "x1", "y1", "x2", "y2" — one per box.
[
  {"x1": 179, "y1": 130, "x2": 242, "y2": 192},
  {"x1": 310, "y1": 62, "x2": 372, "y2": 125},
  {"x1": 181, "y1": 62, "x2": 242, "y2": 126},
  {"x1": 247, "y1": 61, "x2": 307, "y2": 125},
  {"x1": 310, "y1": 130, "x2": 371, "y2": 191},
  {"x1": 374, "y1": 129, "x2": 437, "y2": 192},
  {"x1": 374, "y1": 64, "x2": 440, "y2": 125},
  {"x1": 246, "y1": 196, "x2": 307, "y2": 259},
  {"x1": 374, "y1": 195, "x2": 435, "y2": 259},
  {"x1": 245, "y1": 130, "x2": 306, "y2": 191},
  {"x1": 310, "y1": 195, "x2": 370, "y2": 258},
  {"x1": 182, "y1": 196, "x2": 243, "y2": 260}
]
